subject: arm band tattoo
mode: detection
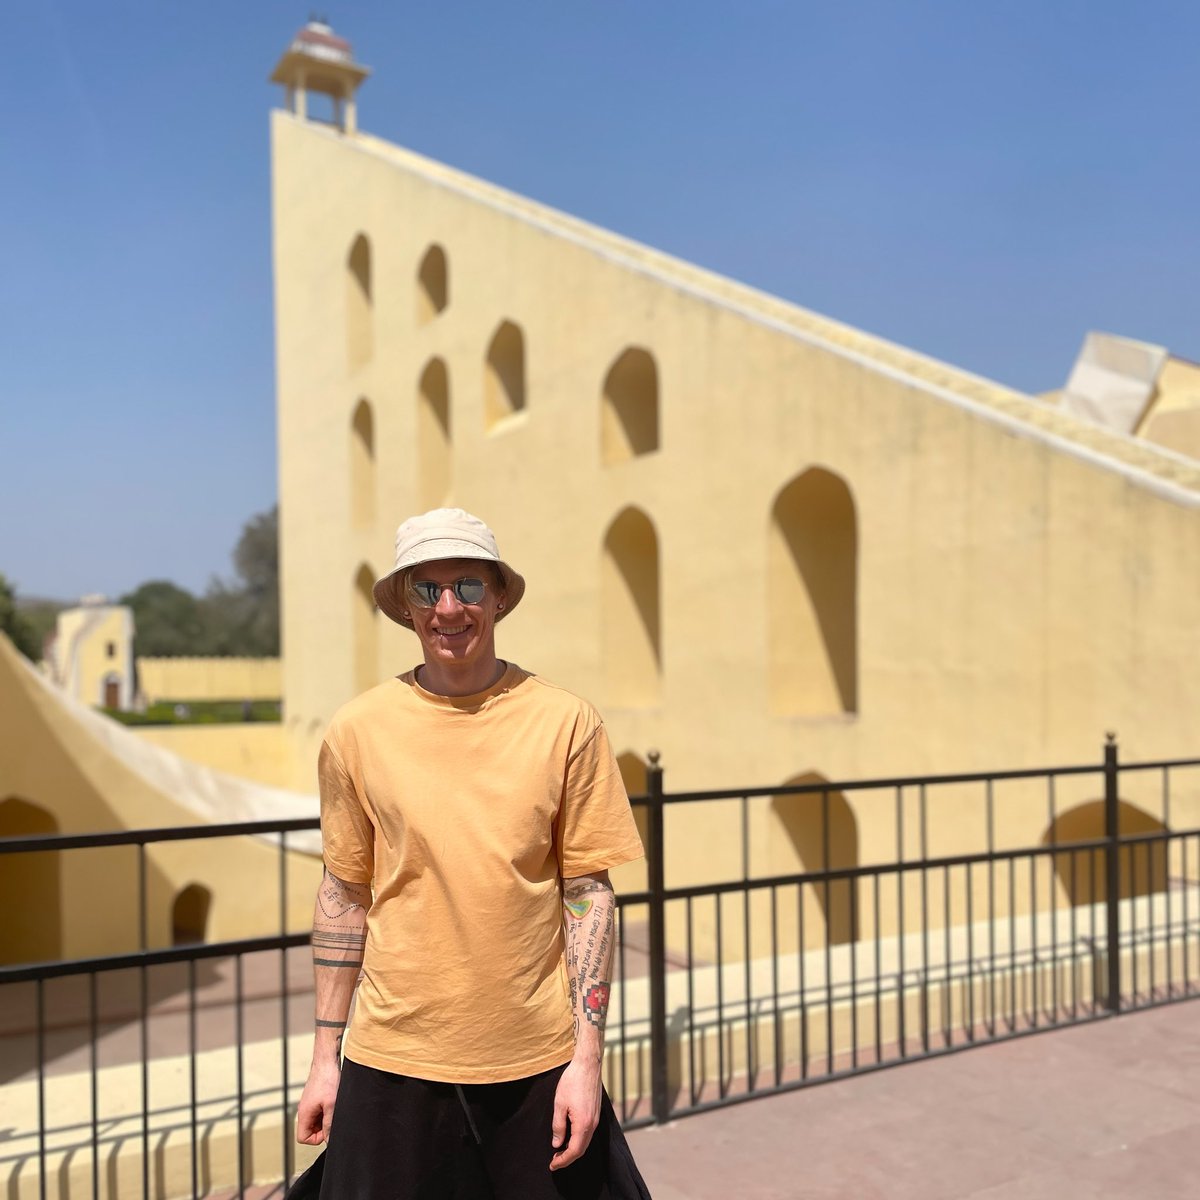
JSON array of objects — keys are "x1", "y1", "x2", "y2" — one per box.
[
  {"x1": 318, "y1": 867, "x2": 368, "y2": 920},
  {"x1": 563, "y1": 875, "x2": 616, "y2": 1046},
  {"x1": 315, "y1": 1018, "x2": 347, "y2": 1029}
]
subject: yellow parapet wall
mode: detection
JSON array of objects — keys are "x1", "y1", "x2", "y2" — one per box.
[
  {"x1": 129, "y1": 723, "x2": 296, "y2": 789},
  {"x1": 137, "y1": 656, "x2": 282, "y2": 703}
]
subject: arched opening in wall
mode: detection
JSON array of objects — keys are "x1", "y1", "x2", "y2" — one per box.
[
  {"x1": 353, "y1": 563, "x2": 379, "y2": 696},
  {"x1": 484, "y1": 320, "x2": 526, "y2": 430},
  {"x1": 1043, "y1": 802, "x2": 1169, "y2": 906},
  {"x1": 102, "y1": 672, "x2": 120, "y2": 709},
  {"x1": 771, "y1": 775, "x2": 858, "y2": 945},
  {"x1": 0, "y1": 798, "x2": 61, "y2": 963},
  {"x1": 768, "y1": 469, "x2": 858, "y2": 716},
  {"x1": 601, "y1": 508, "x2": 661, "y2": 707},
  {"x1": 417, "y1": 358, "x2": 452, "y2": 509},
  {"x1": 172, "y1": 883, "x2": 212, "y2": 945},
  {"x1": 601, "y1": 347, "x2": 659, "y2": 464},
  {"x1": 346, "y1": 233, "x2": 373, "y2": 371},
  {"x1": 350, "y1": 398, "x2": 376, "y2": 529},
  {"x1": 416, "y1": 244, "x2": 449, "y2": 324}
]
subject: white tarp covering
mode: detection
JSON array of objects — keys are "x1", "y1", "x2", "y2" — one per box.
[{"x1": 1061, "y1": 331, "x2": 1168, "y2": 434}]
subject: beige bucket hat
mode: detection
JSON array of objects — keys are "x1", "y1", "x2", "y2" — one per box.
[{"x1": 372, "y1": 508, "x2": 526, "y2": 629}]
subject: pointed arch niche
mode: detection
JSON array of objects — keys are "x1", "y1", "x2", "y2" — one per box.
[
  {"x1": 768, "y1": 469, "x2": 858, "y2": 716},
  {"x1": 484, "y1": 319, "x2": 526, "y2": 430},
  {"x1": 346, "y1": 233, "x2": 373, "y2": 371},
  {"x1": 350, "y1": 398, "x2": 375, "y2": 529},
  {"x1": 601, "y1": 508, "x2": 661, "y2": 707},
  {"x1": 601, "y1": 347, "x2": 659, "y2": 464},
  {"x1": 0, "y1": 798, "x2": 61, "y2": 963},
  {"x1": 416, "y1": 244, "x2": 449, "y2": 324},
  {"x1": 418, "y1": 358, "x2": 452, "y2": 509},
  {"x1": 353, "y1": 563, "x2": 379, "y2": 696},
  {"x1": 1043, "y1": 802, "x2": 1168, "y2": 906},
  {"x1": 770, "y1": 774, "x2": 858, "y2": 945}
]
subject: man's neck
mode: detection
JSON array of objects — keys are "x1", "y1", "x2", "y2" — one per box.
[{"x1": 417, "y1": 656, "x2": 506, "y2": 698}]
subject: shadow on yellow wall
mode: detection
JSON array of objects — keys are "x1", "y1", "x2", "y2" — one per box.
[{"x1": 1042, "y1": 800, "x2": 1168, "y2": 904}]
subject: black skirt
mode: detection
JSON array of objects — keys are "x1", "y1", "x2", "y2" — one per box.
[{"x1": 286, "y1": 1058, "x2": 652, "y2": 1200}]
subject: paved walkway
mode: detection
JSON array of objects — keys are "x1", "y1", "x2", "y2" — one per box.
[{"x1": 624, "y1": 1003, "x2": 1200, "y2": 1199}]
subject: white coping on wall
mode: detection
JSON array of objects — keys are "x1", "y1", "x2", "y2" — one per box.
[{"x1": 274, "y1": 113, "x2": 1200, "y2": 510}]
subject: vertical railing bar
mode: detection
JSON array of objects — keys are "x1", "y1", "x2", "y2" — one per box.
[
  {"x1": 822, "y1": 789, "x2": 833, "y2": 1075},
  {"x1": 189, "y1": 957, "x2": 199, "y2": 1200},
  {"x1": 986, "y1": 779, "x2": 996, "y2": 1038},
  {"x1": 873, "y1": 873, "x2": 882, "y2": 1064},
  {"x1": 1051, "y1": 777, "x2": 1060, "y2": 1022},
  {"x1": 919, "y1": 784, "x2": 929, "y2": 1054},
  {"x1": 138, "y1": 842, "x2": 150, "y2": 1200},
  {"x1": 1183, "y1": 837, "x2": 1191, "y2": 998},
  {"x1": 280, "y1": 830, "x2": 292, "y2": 1190},
  {"x1": 741, "y1": 796, "x2": 754, "y2": 1093},
  {"x1": 1142, "y1": 840, "x2": 1152, "y2": 998},
  {"x1": 1048, "y1": 774, "x2": 1059, "y2": 1022},
  {"x1": 849, "y1": 870, "x2": 859, "y2": 1068},
  {"x1": 1195, "y1": 832, "x2": 1200, "y2": 996},
  {"x1": 686, "y1": 896, "x2": 696, "y2": 1108},
  {"x1": 37, "y1": 976, "x2": 46, "y2": 1200},
  {"x1": 1007, "y1": 855, "x2": 1016, "y2": 1033},
  {"x1": 1129, "y1": 842, "x2": 1139, "y2": 1004},
  {"x1": 966, "y1": 861, "x2": 975, "y2": 1042},
  {"x1": 619, "y1": 907, "x2": 628, "y2": 1123},
  {"x1": 1070, "y1": 848, "x2": 1079, "y2": 1019},
  {"x1": 895, "y1": 785, "x2": 907, "y2": 1057},
  {"x1": 236, "y1": 953, "x2": 246, "y2": 1197},
  {"x1": 1104, "y1": 735, "x2": 1121, "y2": 1013},
  {"x1": 90, "y1": 972, "x2": 99, "y2": 1200},
  {"x1": 715, "y1": 895, "x2": 725, "y2": 1096},
  {"x1": 770, "y1": 885, "x2": 781, "y2": 1088},
  {"x1": 1089, "y1": 845, "x2": 1098, "y2": 1013},
  {"x1": 616, "y1": 904, "x2": 628, "y2": 1122},
  {"x1": 1030, "y1": 840, "x2": 1039, "y2": 1029},
  {"x1": 646, "y1": 754, "x2": 668, "y2": 1123},
  {"x1": 941, "y1": 862, "x2": 951, "y2": 1049},
  {"x1": 798, "y1": 881, "x2": 807, "y2": 1080},
  {"x1": 1164, "y1": 768, "x2": 1174, "y2": 998}
]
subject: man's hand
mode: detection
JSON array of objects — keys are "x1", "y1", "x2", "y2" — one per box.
[
  {"x1": 296, "y1": 1059, "x2": 341, "y2": 1145},
  {"x1": 549, "y1": 1057, "x2": 602, "y2": 1170}
]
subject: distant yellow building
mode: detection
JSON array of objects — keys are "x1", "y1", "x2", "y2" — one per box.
[{"x1": 44, "y1": 596, "x2": 136, "y2": 711}]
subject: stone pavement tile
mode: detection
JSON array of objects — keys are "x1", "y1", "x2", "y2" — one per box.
[
  {"x1": 1089, "y1": 1007, "x2": 1200, "y2": 1104},
  {"x1": 625, "y1": 1064, "x2": 1065, "y2": 1200},
  {"x1": 961, "y1": 1031, "x2": 1200, "y2": 1158},
  {"x1": 963, "y1": 1119, "x2": 1200, "y2": 1200}
]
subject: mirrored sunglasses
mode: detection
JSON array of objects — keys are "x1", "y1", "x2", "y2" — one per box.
[{"x1": 406, "y1": 577, "x2": 488, "y2": 608}]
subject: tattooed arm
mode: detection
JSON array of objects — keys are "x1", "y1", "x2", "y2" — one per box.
[
  {"x1": 295, "y1": 866, "x2": 371, "y2": 1145},
  {"x1": 550, "y1": 871, "x2": 616, "y2": 1171}
]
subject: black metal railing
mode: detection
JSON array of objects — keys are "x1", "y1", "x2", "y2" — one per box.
[{"x1": 3, "y1": 737, "x2": 1200, "y2": 1197}]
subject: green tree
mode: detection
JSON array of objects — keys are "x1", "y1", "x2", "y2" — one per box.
[
  {"x1": 203, "y1": 506, "x2": 279, "y2": 655},
  {"x1": 120, "y1": 580, "x2": 212, "y2": 657},
  {"x1": 0, "y1": 574, "x2": 44, "y2": 660}
]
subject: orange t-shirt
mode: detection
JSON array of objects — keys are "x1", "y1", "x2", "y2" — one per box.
[{"x1": 318, "y1": 663, "x2": 644, "y2": 1083}]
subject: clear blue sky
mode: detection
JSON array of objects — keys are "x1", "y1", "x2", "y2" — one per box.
[{"x1": 3, "y1": 1, "x2": 1197, "y2": 602}]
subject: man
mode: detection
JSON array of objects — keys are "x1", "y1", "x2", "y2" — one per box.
[{"x1": 295, "y1": 508, "x2": 651, "y2": 1199}]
